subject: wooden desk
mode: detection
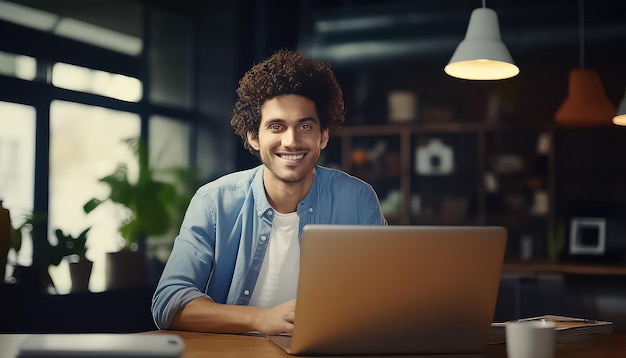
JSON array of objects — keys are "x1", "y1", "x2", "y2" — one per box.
[
  {"x1": 159, "y1": 331, "x2": 626, "y2": 357},
  {"x1": 2, "y1": 331, "x2": 625, "y2": 357}
]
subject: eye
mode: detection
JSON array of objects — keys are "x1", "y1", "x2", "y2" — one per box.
[
  {"x1": 300, "y1": 123, "x2": 313, "y2": 131},
  {"x1": 268, "y1": 123, "x2": 283, "y2": 131}
]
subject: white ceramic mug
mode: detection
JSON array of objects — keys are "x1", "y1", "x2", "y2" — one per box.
[{"x1": 505, "y1": 320, "x2": 556, "y2": 358}]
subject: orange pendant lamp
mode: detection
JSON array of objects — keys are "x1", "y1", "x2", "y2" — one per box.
[
  {"x1": 555, "y1": 0, "x2": 615, "y2": 127},
  {"x1": 555, "y1": 69, "x2": 616, "y2": 126}
]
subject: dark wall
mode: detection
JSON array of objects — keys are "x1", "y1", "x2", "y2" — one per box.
[{"x1": 294, "y1": 0, "x2": 626, "y2": 263}]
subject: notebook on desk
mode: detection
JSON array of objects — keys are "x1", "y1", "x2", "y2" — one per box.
[
  {"x1": 267, "y1": 224, "x2": 507, "y2": 356},
  {"x1": 17, "y1": 333, "x2": 185, "y2": 358}
]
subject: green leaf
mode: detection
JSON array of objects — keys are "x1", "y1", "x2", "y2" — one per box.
[
  {"x1": 83, "y1": 198, "x2": 103, "y2": 214},
  {"x1": 82, "y1": 137, "x2": 198, "y2": 251}
]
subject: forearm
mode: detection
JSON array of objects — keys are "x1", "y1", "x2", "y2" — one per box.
[{"x1": 169, "y1": 296, "x2": 261, "y2": 334}]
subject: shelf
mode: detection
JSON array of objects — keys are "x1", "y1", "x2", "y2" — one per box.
[
  {"x1": 338, "y1": 122, "x2": 552, "y2": 136},
  {"x1": 502, "y1": 260, "x2": 626, "y2": 276},
  {"x1": 324, "y1": 122, "x2": 554, "y2": 234}
]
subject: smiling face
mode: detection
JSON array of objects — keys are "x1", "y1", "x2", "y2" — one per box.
[{"x1": 247, "y1": 94, "x2": 329, "y2": 189}]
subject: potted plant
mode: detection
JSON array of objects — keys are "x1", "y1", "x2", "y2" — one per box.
[
  {"x1": 9, "y1": 212, "x2": 51, "y2": 293},
  {"x1": 54, "y1": 228, "x2": 92, "y2": 293},
  {"x1": 83, "y1": 137, "x2": 193, "y2": 290},
  {"x1": 10, "y1": 211, "x2": 91, "y2": 294}
]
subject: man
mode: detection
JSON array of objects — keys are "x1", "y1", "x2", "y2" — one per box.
[{"x1": 151, "y1": 50, "x2": 386, "y2": 335}]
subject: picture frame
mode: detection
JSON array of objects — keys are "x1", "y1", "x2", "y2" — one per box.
[
  {"x1": 414, "y1": 138, "x2": 454, "y2": 176},
  {"x1": 569, "y1": 217, "x2": 606, "y2": 255}
]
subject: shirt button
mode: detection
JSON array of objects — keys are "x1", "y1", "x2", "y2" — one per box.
[
  {"x1": 244, "y1": 289, "x2": 250, "y2": 296},
  {"x1": 261, "y1": 236, "x2": 267, "y2": 242},
  {"x1": 268, "y1": 210, "x2": 273, "y2": 216},
  {"x1": 309, "y1": 208, "x2": 314, "y2": 213}
]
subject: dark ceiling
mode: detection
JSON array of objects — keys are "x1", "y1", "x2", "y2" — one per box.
[
  {"x1": 286, "y1": 0, "x2": 626, "y2": 124},
  {"x1": 298, "y1": 0, "x2": 626, "y2": 68},
  {"x1": 6, "y1": 0, "x2": 625, "y2": 120},
  {"x1": 9, "y1": 0, "x2": 625, "y2": 69}
]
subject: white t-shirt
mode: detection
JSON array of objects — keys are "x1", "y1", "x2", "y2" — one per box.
[{"x1": 249, "y1": 211, "x2": 300, "y2": 307}]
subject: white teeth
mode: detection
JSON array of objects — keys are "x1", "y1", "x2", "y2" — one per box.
[{"x1": 281, "y1": 154, "x2": 304, "y2": 160}]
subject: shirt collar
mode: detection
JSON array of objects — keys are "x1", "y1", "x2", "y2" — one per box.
[
  {"x1": 251, "y1": 165, "x2": 320, "y2": 217},
  {"x1": 300, "y1": 166, "x2": 319, "y2": 208},
  {"x1": 251, "y1": 165, "x2": 272, "y2": 217}
]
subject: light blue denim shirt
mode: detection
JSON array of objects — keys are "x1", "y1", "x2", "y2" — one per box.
[{"x1": 151, "y1": 164, "x2": 387, "y2": 329}]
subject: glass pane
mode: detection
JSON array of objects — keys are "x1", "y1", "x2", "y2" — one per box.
[
  {"x1": 0, "y1": 101, "x2": 36, "y2": 280},
  {"x1": 0, "y1": 50, "x2": 37, "y2": 80},
  {"x1": 0, "y1": 0, "x2": 58, "y2": 31},
  {"x1": 0, "y1": 0, "x2": 143, "y2": 56},
  {"x1": 147, "y1": 116, "x2": 191, "y2": 270},
  {"x1": 149, "y1": 116, "x2": 190, "y2": 171},
  {"x1": 52, "y1": 62, "x2": 142, "y2": 102},
  {"x1": 54, "y1": 17, "x2": 142, "y2": 56},
  {"x1": 196, "y1": 122, "x2": 234, "y2": 182},
  {"x1": 149, "y1": 8, "x2": 193, "y2": 108},
  {"x1": 49, "y1": 100, "x2": 140, "y2": 293}
]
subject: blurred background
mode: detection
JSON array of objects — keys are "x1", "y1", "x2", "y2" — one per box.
[{"x1": 0, "y1": 0, "x2": 625, "y2": 333}]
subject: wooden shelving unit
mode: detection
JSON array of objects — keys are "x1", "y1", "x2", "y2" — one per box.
[{"x1": 322, "y1": 121, "x2": 555, "y2": 259}]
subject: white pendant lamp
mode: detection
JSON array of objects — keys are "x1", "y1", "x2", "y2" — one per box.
[
  {"x1": 555, "y1": 0, "x2": 615, "y2": 126},
  {"x1": 444, "y1": 1, "x2": 519, "y2": 80},
  {"x1": 613, "y1": 86, "x2": 626, "y2": 126}
]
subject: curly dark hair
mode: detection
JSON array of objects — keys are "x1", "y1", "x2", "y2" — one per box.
[{"x1": 230, "y1": 49, "x2": 345, "y2": 157}]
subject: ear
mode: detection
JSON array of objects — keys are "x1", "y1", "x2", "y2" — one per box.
[
  {"x1": 247, "y1": 131, "x2": 260, "y2": 151},
  {"x1": 320, "y1": 128, "x2": 330, "y2": 150}
]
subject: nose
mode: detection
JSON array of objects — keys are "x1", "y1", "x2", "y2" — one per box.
[{"x1": 281, "y1": 127, "x2": 301, "y2": 148}]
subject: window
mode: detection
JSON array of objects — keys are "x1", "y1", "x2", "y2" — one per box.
[
  {"x1": 0, "y1": 0, "x2": 219, "y2": 295},
  {"x1": 48, "y1": 101, "x2": 140, "y2": 293},
  {"x1": 0, "y1": 101, "x2": 36, "y2": 278}
]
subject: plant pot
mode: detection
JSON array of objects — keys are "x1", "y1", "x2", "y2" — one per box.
[
  {"x1": 11, "y1": 264, "x2": 55, "y2": 294},
  {"x1": 0, "y1": 239, "x2": 9, "y2": 283},
  {"x1": 69, "y1": 258, "x2": 93, "y2": 293},
  {"x1": 0, "y1": 203, "x2": 11, "y2": 283},
  {"x1": 105, "y1": 250, "x2": 146, "y2": 291}
]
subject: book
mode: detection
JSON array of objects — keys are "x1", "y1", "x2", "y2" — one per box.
[{"x1": 489, "y1": 314, "x2": 614, "y2": 344}]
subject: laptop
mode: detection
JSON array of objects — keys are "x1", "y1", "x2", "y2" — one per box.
[
  {"x1": 17, "y1": 333, "x2": 185, "y2": 358},
  {"x1": 268, "y1": 224, "x2": 507, "y2": 356}
]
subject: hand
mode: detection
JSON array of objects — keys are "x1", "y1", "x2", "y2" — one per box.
[{"x1": 252, "y1": 299, "x2": 296, "y2": 335}]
